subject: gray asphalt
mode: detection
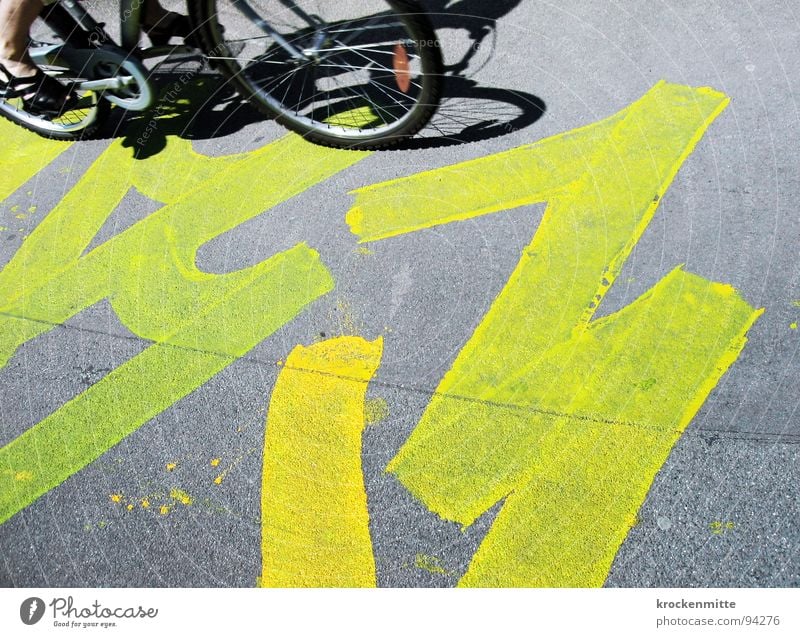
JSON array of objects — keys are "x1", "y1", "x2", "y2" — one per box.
[{"x1": 1, "y1": 0, "x2": 798, "y2": 587}]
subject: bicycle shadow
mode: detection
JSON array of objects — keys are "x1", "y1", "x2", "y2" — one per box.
[
  {"x1": 393, "y1": 0, "x2": 545, "y2": 149},
  {"x1": 115, "y1": 0, "x2": 544, "y2": 157},
  {"x1": 425, "y1": 0, "x2": 525, "y2": 77},
  {"x1": 113, "y1": 61, "x2": 265, "y2": 160}
]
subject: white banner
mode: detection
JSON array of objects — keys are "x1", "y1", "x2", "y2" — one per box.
[{"x1": 1, "y1": 588, "x2": 797, "y2": 637}]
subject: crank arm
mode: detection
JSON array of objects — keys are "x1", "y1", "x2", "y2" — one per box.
[
  {"x1": 76, "y1": 76, "x2": 137, "y2": 92},
  {"x1": 29, "y1": 42, "x2": 155, "y2": 111}
]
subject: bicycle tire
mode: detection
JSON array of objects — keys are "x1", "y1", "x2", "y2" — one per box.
[
  {"x1": 194, "y1": 0, "x2": 443, "y2": 149},
  {"x1": 0, "y1": 91, "x2": 109, "y2": 141},
  {"x1": 0, "y1": 5, "x2": 109, "y2": 141}
]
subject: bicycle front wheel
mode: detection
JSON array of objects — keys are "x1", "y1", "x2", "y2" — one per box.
[
  {"x1": 195, "y1": 0, "x2": 443, "y2": 149},
  {"x1": 0, "y1": 5, "x2": 109, "y2": 141}
]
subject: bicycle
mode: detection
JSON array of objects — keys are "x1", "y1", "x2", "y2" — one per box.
[{"x1": 0, "y1": 0, "x2": 444, "y2": 149}]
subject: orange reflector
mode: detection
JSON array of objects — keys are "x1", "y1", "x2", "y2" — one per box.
[{"x1": 393, "y1": 43, "x2": 411, "y2": 93}]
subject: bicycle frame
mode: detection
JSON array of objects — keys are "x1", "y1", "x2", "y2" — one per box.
[
  {"x1": 50, "y1": 0, "x2": 193, "y2": 56},
  {"x1": 27, "y1": 0, "x2": 324, "y2": 112},
  {"x1": 28, "y1": 0, "x2": 162, "y2": 110}
]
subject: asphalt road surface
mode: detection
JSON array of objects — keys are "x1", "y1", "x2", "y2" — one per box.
[{"x1": 1, "y1": 0, "x2": 798, "y2": 588}]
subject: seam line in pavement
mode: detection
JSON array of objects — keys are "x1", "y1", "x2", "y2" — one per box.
[{"x1": 2, "y1": 311, "x2": 799, "y2": 445}]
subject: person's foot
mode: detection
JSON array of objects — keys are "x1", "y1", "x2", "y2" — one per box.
[
  {"x1": 0, "y1": 60, "x2": 78, "y2": 116},
  {"x1": 0, "y1": 55, "x2": 37, "y2": 79},
  {"x1": 142, "y1": 11, "x2": 196, "y2": 47}
]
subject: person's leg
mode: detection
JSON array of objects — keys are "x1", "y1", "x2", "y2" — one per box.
[
  {"x1": 142, "y1": 0, "x2": 192, "y2": 45},
  {"x1": 0, "y1": 0, "x2": 76, "y2": 114},
  {"x1": 0, "y1": 0, "x2": 44, "y2": 77},
  {"x1": 143, "y1": 0, "x2": 171, "y2": 27}
]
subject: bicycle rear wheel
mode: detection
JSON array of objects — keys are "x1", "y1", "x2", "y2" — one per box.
[{"x1": 195, "y1": 0, "x2": 443, "y2": 149}]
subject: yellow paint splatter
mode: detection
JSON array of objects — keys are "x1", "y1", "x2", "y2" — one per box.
[
  {"x1": 27, "y1": 206, "x2": 36, "y2": 214},
  {"x1": 166, "y1": 463, "x2": 177, "y2": 472},
  {"x1": 377, "y1": 82, "x2": 762, "y2": 587},
  {"x1": 210, "y1": 458, "x2": 221, "y2": 467},
  {"x1": 710, "y1": 521, "x2": 736, "y2": 535},
  {"x1": 159, "y1": 505, "x2": 170, "y2": 516},
  {"x1": 109, "y1": 494, "x2": 123, "y2": 503},
  {"x1": 364, "y1": 397, "x2": 389, "y2": 426},
  {"x1": 414, "y1": 554, "x2": 450, "y2": 576},
  {"x1": 334, "y1": 298, "x2": 360, "y2": 336},
  {"x1": 791, "y1": 322, "x2": 797, "y2": 330},
  {"x1": 261, "y1": 336, "x2": 382, "y2": 587},
  {"x1": 14, "y1": 471, "x2": 33, "y2": 481},
  {"x1": 170, "y1": 489, "x2": 193, "y2": 506},
  {"x1": 15, "y1": 213, "x2": 26, "y2": 220},
  {"x1": 356, "y1": 246, "x2": 374, "y2": 256},
  {"x1": 211, "y1": 448, "x2": 258, "y2": 486},
  {"x1": 126, "y1": 504, "x2": 134, "y2": 511},
  {"x1": 141, "y1": 498, "x2": 150, "y2": 509}
]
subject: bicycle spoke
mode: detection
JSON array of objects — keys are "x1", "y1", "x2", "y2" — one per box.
[{"x1": 205, "y1": 0, "x2": 442, "y2": 145}]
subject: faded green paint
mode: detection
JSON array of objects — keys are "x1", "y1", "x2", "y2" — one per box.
[
  {"x1": 0, "y1": 131, "x2": 369, "y2": 524},
  {"x1": 0, "y1": 120, "x2": 71, "y2": 203}
]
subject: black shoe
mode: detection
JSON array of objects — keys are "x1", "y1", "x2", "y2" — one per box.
[
  {"x1": 143, "y1": 12, "x2": 199, "y2": 48},
  {"x1": 0, "y1": 63, "x2": 79, "y2": 116}
]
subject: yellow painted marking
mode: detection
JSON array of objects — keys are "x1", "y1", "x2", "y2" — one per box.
[
  {"x1": 710, "y1": 521, "x2": 736, "y2": 535},
  {"x1": 333, "y1": 298, "x2": 360, "y2": 335},
  {"x1": 166, "y1": 463, "x2": 177, "y2": 472},
  {"x1": 14, "y1": 471, "x2": 33, "y2": 482},
  {"x1": 126, "y1": 504, "x2": 134, "y2": 511},
  {"x1": 458, "y1": 276, "x2": 759, "y2": 587},
  {"x1": 414, "y1": 554, "x2": 450, "y2": 576},
  {"x1": 210, "y1": 458, "x2": 221, "y2": 467},
  {"x1": 109, "y1": 494, "x2": 123, "y2": 504},
  {"x1": 325, "y1": 105, "x2": 381, "y2": 129},
  {"x1": 141, "y1": 499, "x2": 150, "y2": 509},
  {"x1": 791, "y1": 322, "x2": 797, "y2": 330},
  {"x1": 212, "y1": 447, "x2": 258, "y2": 486},
  {"x1": 170, "y1": 489, "x2": 193, "y2": 506},
  {"x1": 365, "y1": 397, "x2": 389, "y2": 426},
  {"x1": 363, "y1": 82, "x2": 765, "y2": 587},
  {"x1": 349, "y1": 82, "x2": 725, "y2": 244},
  {"x1": 0, "y1": 121, "x2": 71, "y2": 202},
  {"x1": 261, "y1": 337, "x2": 382, "y2": 588},
  {"x1": 159, "y1": 505, "x2": 170, "y2": 516},
  {"x1": 0, "y1": 131, "x2": 369, "y2": 525}
]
